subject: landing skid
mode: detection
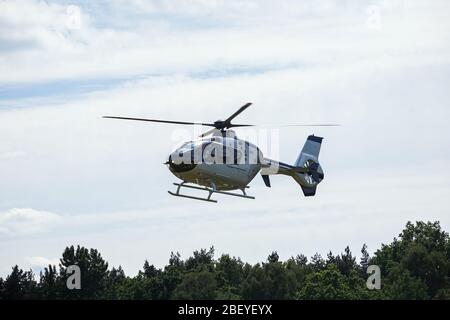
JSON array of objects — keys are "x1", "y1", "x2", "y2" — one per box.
[{"x1": 168, "y1": 182, "x2": 255, "y2": 203}]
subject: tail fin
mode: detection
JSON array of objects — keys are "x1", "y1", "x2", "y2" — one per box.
[
  {"x1": 295, "y1": 135, "x2": 322, "y2": 167},
  {"x1": 293, "y1": 135, "x2": 324, "y2": 197},
  {"x1": 261, "y1": 135, "x2": 325, "y2": 197}
]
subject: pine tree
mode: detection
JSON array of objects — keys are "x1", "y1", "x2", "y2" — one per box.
[
  {"x1": 142, "y1": 261, "x2": 160, "y2": 278},
  {"x1": 267, "y1": 251, "x2": 279, "y2": 263},
  {"x1": 360, "y1": 244, "x2": 370, "y2": 275},
  {"x1": 337, "y1": 246, "x2": 357, "y2": 277},
  {"x1": 59, "y1": 245, "x2": 109, "y2": 299},
  {"x1": 2, "y1": 266, "x2": 37, "y2": 299},
  {"x1": 311, "y1": 253, "x2": 325, "y2": 271},
  {"x1": 326, "y1": 251, "x2": 336, "y2": 266},
  {"x1": 295, "y1": 254, "x2": 308, "y2": 266},
  {"x1": 39, "y1": 265, "x2": 59, "y2": 299}
]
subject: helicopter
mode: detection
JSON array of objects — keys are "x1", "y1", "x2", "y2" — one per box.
[{"x1": 103, "y1": 103, "x2": 336, "y2": 203}]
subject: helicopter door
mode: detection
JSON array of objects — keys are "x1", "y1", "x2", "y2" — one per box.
[{"x1": 234, "y1": 148, "x2": 243, "y2": 165}]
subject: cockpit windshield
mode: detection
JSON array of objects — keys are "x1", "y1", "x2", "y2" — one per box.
[{"x1": 178, "y1": 140, "x2": 212, "y2": 151}]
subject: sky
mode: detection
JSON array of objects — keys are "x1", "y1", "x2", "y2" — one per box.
[{"x1": 1, "y1": 0, "x2": 450, "y2": 277}]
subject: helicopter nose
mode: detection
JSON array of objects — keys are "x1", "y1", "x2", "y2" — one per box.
[
  {"x1": 164, "y1": 154, "x2": 172, "y2": 165},
  {"x1": 167, "y1": 152, "x2": 196, "y2": 173}
]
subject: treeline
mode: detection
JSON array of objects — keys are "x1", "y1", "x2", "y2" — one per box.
[{"x1": 0, "y1": 221, "x2": 449, "y2": 300}]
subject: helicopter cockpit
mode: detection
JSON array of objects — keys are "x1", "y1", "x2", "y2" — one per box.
[{"x1": 167, "y1": 135, "x2": 248, "y2": 170}]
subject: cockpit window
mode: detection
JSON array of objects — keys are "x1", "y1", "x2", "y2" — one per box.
[
  {"x1": 181, "y1": 142, "x2": 194, "y2": 149},
  {"x1": 180, "y1": 141, "x2": 212, "y2": 148}
]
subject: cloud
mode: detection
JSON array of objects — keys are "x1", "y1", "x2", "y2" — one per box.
[
  {"x1": 1, "y1": 0, "x2": 449, "y2": 84},
  {"x1": 22, "y1": 256, "x2": 59, "y2": 276},
  {"x1": 0, "y1": 208, "x2": 62, "y2": 237},
  {"x1": 0, "y1": 150, "x2": 25, "y2": 161},
  {"x1": 0, "y1": 1, "x2": 88, "y2": 50},
  {"x1": 25, "y1": 256, "x2": 59, "y2": 268}
]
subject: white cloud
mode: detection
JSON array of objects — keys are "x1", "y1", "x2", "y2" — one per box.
[
  {"x1": 0, "y1": 1, "x2": 88, "y2": 50},
  {"x1": 0, "y1": 208, "x2": 62, "y2": 237},
  {"x1": 25, "y1": 256, "x2": 59, "y2": 268},
  {"x1": 0, "y1": 150, "x2": 25, "y2": 161},
  {"x1": 1, "y1": 0, "x2": 449, "y2": 84}
]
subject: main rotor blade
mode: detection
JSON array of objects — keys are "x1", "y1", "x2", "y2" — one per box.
[
  {"x1": 229, "y1": 124, "x2": 340, "y2": 128},
  {"x1": 224, "y1": 102, "x2": 252, "y2": 125},
  {"x1": 197, "y1": 123, "x2": 336, "y2": 136},
  {"x1": 285, "y1": 124, "x2": 341, "y2": 127},
  {"x1": 251, "y1": 124, "x2": 341, "y2": 128},
  {"x1": 102, "y1": 116, "x2": 215, "y2": 127},
  {"x1": 228, "y1": 124, "x2": 255, "y2": 128}
]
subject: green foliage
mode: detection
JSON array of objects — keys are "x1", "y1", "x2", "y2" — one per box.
[
  {"x1": 382, "y1": 263, "x2": 429, "y2": 299},
  {"x1": 298, "y1": 264, "x2": 354, "y2": 299},
  {"x1": 38, "y1": 265, "x2": 59, "y2": 299},
  {"x1": 1, "y1": 266, "x2": 37, "y2": 299},
  {"x1": 58, "y1": 245, "x2": 109, "y2": 299},
  {"x1": 0, "y1": 221, "x2": 448, "y2": 300},
  {"x1": 371, "y1": 221, "x2": 449, "y2": 299},
  {"x1": 360, "y1": 244, "x2": 370, "y2": 276},
  {"x1": 215, "y1": 254, "x2": 244, "y2": 299},
  {"x1": 311, "y1": 253, "x2": 326, "y2": 271},
  {"x1": 185, "y1": 247, "x2": 215, "y2": 272},
  {"x1": 172, "y1": 271, "x2": 217, "y2": 299},
  {"x1": 241, "y1": 253, "x2": 297, "y2": 300}
]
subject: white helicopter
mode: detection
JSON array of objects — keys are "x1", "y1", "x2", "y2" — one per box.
[{"x1": 104, "y1": 103, "x2": 336, "y2": 203}]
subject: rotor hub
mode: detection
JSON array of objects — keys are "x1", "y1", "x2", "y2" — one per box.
[{"x1": 213, "y1": 120, "x2": 228, "y2": 130}]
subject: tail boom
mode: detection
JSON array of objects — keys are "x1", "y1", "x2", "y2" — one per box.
[{"x1": 261, "y1": 135, "x2": 324, "y2": 197}]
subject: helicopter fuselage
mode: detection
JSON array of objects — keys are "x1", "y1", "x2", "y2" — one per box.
[{"x1": 167, "y1": 134, "x2": 263, "y2": 191}]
